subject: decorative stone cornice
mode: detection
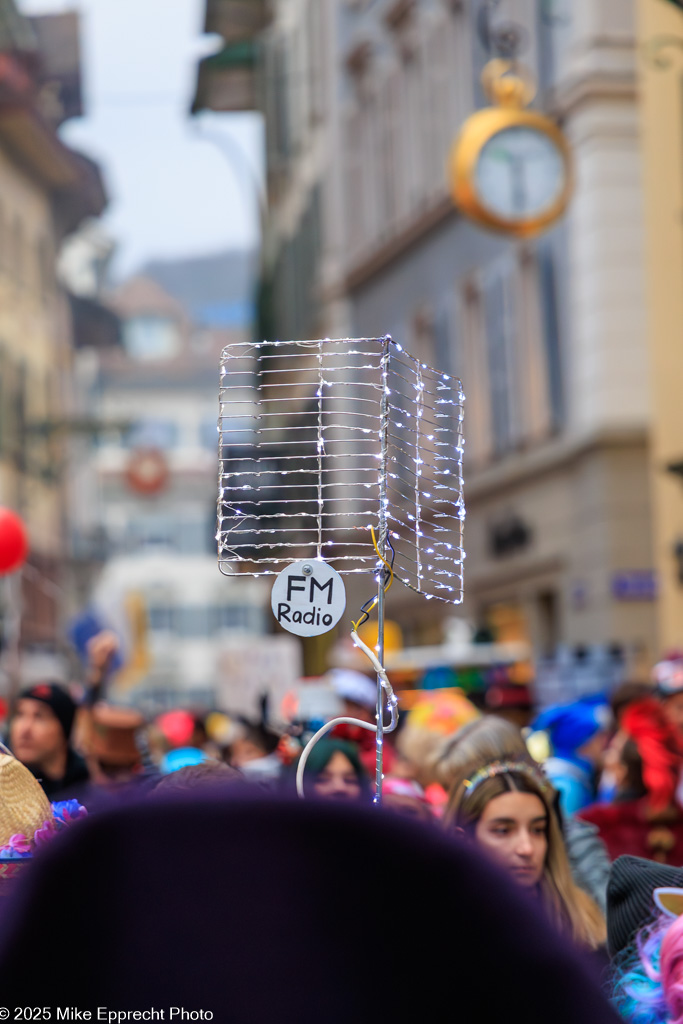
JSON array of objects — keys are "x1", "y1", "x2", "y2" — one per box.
[
  {"x1": 345, "y1": 194, "x2": 454, "y2": 291},
  {"x1": 465, "y1": 554, "x2": 565, "y2": 595},
  {"x1": 550, "y1": 68, "x2": 637, "y2": 120},
  {"x1": 465, "y1": 426, "x2": 648, "y2": 503}
]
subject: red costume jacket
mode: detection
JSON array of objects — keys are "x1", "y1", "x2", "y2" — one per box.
[{"x1": 578, "y1": 799, "x2": 683, "y2": 865}]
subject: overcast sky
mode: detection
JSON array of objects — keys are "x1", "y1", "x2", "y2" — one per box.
[{"x1": 19, "y1": 0, "x2": 264, "y2": 275}]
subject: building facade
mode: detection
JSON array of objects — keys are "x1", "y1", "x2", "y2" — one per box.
[
  {"x1": 79, "y1": 257, "x2": 269, "y2": 709},
  {"x1": 195, "y1": 0, "x2": 660, "y2": 680},
  {"x1": 193, "y1": 0, "x2": 343, "y2": 340},
  {"x1": 336, "y1": 1, "x2": 654, "y2": 678},
  {"x1": 0, "y1": 2, "x2": 107, "y2": 693},
  {"x1": 635, "y1": 0, "x2": 683, "y2": 656}
]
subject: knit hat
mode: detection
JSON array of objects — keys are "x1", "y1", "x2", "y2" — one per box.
[
  {"x1": 18, "y1": 683, "x2": 77, "y2": 741},
  {"x1": 533, "y1": 698, "x2": 610, "y2": 759},
  {"x1": 606, "y1": 854, "x2": 683, "y2": 959}
]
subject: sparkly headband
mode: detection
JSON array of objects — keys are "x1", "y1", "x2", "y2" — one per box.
[{"x1": 462, "y1": 760, "x2": 550, "y2": 800}]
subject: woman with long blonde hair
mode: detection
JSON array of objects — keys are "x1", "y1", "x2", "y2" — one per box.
[{"x1": 446, "y1": 756, "x2": 606, "y2": 951}]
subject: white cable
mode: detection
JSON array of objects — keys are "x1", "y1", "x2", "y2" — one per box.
[
  {"x1": 295, "y1": 629, "x2": 399, "y2": 798},
  {"x1": 352, "y1": 628, "x2": 399, "y2": 734},
  {"x1": 351, "y1": 629, "x2": 390, "y2": 685},
  {"x1": 295, "y1": 716, "x2": 376, "y2": 798}
]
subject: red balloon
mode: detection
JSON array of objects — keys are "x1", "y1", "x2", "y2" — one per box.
[{"x1": 0, "y1": 507, "x2": 29, "y2": 575}]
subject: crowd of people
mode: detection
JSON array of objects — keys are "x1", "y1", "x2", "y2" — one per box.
[{"x1": 5, "y1": 637, "x2": 683, "y2": 1019}]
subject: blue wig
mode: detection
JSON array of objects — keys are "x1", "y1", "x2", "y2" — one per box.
[{"x1": 612, "y1": 915, "x2": 671, "y2": 1023}]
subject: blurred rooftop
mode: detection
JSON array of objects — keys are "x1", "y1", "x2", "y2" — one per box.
[{"x1": 139, "y1": 249, "x2": 257, "y2": 329}]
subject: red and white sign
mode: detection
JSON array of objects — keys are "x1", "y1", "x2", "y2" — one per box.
[{"x1": 126, "y1": 448, "x2": 168, "y2": 495}]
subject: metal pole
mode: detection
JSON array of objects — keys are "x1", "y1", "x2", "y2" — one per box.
[
  {"x1": 375, "y1": 571, "x2": 385, "y2": 803},
  {"x1": 375, "y1": 337, "x2": 390, "y2": 804}
]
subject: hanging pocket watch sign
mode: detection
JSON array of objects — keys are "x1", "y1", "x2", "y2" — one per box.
[
  {"x1": 271, "y1": 559, "x2": 346, "y2": 637},
  {"x1": 450, "y1": 59, "x2": 573, "y2": 238}
]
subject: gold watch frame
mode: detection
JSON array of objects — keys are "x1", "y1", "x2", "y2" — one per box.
[{"x1": 449, "y1": 106, "x2": 573, "y2": 238}]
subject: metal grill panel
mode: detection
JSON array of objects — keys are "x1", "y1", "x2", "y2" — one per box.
[{"x1": 217, "y1": 336, "x2": 465, "y2": 604}]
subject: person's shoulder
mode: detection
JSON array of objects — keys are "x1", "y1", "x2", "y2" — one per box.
[{"x1": 564, "y1": 815, "x2": 602, "y2": 849}]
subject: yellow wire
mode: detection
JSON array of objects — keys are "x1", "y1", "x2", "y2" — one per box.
[
  {"x1": 371, "y1": 526, "x2": 394, "y2": 593},
  {"x1": 351, "y1": 608, "x2": 373, "y2": 632},
  {"x1": 350, "y1": 526, "x2": 394, "y2": 631}
]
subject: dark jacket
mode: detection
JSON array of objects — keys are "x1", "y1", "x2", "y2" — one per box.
[{"x1": 26, "y1": 747, "x2": 90, "y2": 801}]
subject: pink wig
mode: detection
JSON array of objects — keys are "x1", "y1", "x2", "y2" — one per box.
[{"x1": 661, "y1": 915, "x2": 683, "y2": 1023}]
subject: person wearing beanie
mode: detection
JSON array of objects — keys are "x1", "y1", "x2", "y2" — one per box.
[
  {"x1": 606, "y1": 854, "x2": 683, "y2": 960},
  {"x1": 608, "y1": 856, "x2": 683, "y2": 1020},
  {"x1": 9, "y1": 683, "x2": 89, "y2": 801},
  {"x1": 533, "y1": 698, "x2": 611, "y2": 815},
  {"x1": 578, "y1": 698, "x2": 683, "y2": 864}
]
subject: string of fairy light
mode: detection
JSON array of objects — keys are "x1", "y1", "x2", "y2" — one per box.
[{"x1": 216, "y1": 336, "x2": 465, "y2": 606}]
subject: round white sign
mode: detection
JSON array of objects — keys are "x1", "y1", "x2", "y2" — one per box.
[{"x1": 271, "y1": 559, "x2": 346, "y2": 637}]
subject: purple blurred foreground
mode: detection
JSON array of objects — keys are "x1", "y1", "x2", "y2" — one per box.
[{"x1": 0, "y1": 793, "x2": 619, "y2": 1023}]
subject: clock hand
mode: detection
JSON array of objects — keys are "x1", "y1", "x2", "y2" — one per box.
[
  {"x1": 489, "y1": 145, "x2": 514, "y2": 166},
  {"x1": 510, "y1": 154, "x2": 528, "y2": 215}
]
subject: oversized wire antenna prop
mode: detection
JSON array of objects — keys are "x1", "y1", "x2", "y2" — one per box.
[{"x1": 217, "y1": 336, "x2": 465, "y2": 802}]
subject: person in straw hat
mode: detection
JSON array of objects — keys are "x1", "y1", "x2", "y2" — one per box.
[
  {"x1": 0, "y1": 741, "x2": 86, "y2": 872},
  {"x1": 0, "y1": 741, "x2": 53, "y2": 854}
]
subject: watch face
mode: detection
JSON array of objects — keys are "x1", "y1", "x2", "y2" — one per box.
[{"x1": 474, "y1": 125, "x2": 566, "y2": 221}]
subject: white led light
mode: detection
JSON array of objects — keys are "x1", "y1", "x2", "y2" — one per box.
[{"x1": 217, "y1": 336, "x2": 464, "y2": 605}]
